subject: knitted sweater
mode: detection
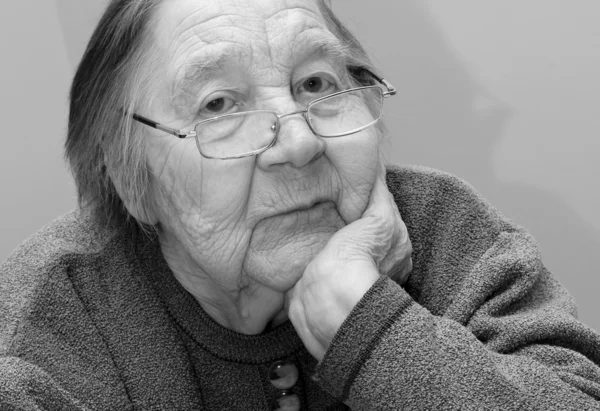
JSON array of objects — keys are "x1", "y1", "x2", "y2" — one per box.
[{"x1": 1, "y1": 165, "x2": 600, "y2": 410}]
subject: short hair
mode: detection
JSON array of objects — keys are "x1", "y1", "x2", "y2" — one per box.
[{"x1": 65, "y1": 0, "x2": 380, "y2": 230}]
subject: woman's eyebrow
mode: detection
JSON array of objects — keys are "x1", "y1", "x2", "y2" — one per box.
[
  {"x1": 171, "y1": 36, "x2": 350, "y2": 102},
  {"x1": 171, "y1": 47, "x2": 244, "y2": 102},
  {"x1": 294, "y1": 35, "x2": 351, "y2": 65}
]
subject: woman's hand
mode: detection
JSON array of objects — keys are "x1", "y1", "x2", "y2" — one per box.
[{"x1": 285, "y1": 166, "x2": 413, "y2": 360}]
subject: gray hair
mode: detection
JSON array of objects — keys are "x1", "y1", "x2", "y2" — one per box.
[{"x1": 65, "y1": 0, "x2": 379, "y2": 230}]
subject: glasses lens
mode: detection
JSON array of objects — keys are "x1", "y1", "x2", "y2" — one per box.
[
  {"x1": 307, "y1": 86, "x2": 384, "y2": 137},
  {"x1": 194, "y1": 111, "x2": 278, "y2": 158}
]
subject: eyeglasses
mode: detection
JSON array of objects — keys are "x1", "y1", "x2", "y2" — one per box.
[{"x1": 132, "y1": 69, "x2": 396, "y2": 160}]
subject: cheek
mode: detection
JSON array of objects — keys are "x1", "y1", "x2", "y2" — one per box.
[
  {"x1": 197, "y1": 158, "x2": 255, "y2": 221},
  {"x1": 326, "y1": 131, "x2": 381, "y2": 223},
  {"x1": 146, "y1": 138, "x2": 256, "y2": 237}
]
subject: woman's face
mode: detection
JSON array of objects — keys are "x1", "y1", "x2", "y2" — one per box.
[{"x1": 139, "y1": 0, "x2": 382, "y2": 326}]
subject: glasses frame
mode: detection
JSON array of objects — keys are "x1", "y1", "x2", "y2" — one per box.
[{"x1": 132, "y1": 68, "x2": 396, "y2": 160}]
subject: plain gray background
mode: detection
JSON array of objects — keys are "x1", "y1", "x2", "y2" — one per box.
[{"x1": 1, "y1": 1, "x2": 598, "y2": 332}]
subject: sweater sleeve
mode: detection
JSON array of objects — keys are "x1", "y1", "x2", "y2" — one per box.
[
  {"x1": 316, "y1": 270, "x2": 600, "y2": 410},
  {"x1": 314, "y1": 167, "x2": 600, "y2": 410}
]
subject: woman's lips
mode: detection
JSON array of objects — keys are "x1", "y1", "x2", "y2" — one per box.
[
  {"x1": 278, "y1": 201, "x2": 336, "y2": 217},
  {"x1": 254, "y1": 201, "x2": 341, "y2": 232}
]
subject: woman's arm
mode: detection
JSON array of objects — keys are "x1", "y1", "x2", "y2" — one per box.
[
  {"x1": 288, "y1": 165, "x2": 600, "y2": 409},
  {"x1": 315, "y1": 245, "x2": 600, "y2": 410}
]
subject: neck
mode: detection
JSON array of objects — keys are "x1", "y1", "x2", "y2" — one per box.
[{"x1": 158, "y1": 235, "x2": 287, "y2": 335}]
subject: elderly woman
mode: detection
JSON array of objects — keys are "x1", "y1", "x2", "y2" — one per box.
[{"x1": 1, "y1": 0, "x2": 600, "y2": 410}]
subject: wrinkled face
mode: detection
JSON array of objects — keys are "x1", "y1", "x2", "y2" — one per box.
[{"x1": 141, "y1": 0, "x2": 382, "y2": 318}]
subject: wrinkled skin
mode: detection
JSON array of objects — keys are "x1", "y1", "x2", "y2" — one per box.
[{"x1": 127, "y1": 0, "x2": 412, "y2": 355}]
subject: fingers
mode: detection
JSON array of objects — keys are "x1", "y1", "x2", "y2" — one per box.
[
  {"x1": 319, "y1": 162, "x2": 413, "y2": 281},
  {"x1": 363, "y1": 166, "x2": 393, "y2": 220},
  {"x1": 364, "y1": 165, "x2": 413, "y2": 283},
  {"x1": 378, "y1": 209, "x2": 412, "y2": 284}
]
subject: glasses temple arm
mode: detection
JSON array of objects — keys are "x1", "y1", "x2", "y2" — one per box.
[
  {"x1": 368, "y1": 71, "x2": 397, "y2": 96},
  {"x1": 379, "y1": 78, "x2": 396, "y2": 96},
  {"x1": 132, "y1": 113, "x2": 190, "y2": 138},
  {"x1": 353, "y1": 67, "x2": 397, "y2": 97}
]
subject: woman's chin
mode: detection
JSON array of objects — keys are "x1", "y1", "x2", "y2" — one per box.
[{"x1": 242, "y1": 203, "x2": 346, "y2": 292}]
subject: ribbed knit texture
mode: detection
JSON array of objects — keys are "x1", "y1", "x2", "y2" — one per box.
[{"x1": 1, "y1": 165, "x2": 600, "y2": 410}]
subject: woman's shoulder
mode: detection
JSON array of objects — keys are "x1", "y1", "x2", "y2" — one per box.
[
  {"x1": 1, "y1": 209, "x2": 119, "y2": 277},
  {"x1": 385, "y1": 164, "x2": 528, "y2": 259},
  {"x1": 386, "y1": 164, "x2": 487, "y2": 205},
  {"x1": 385, "y1": 164, "x2": 514, "y2": 229},
  {"x1": 0, "y1": 210, "x2": 128, "y2": 332}
]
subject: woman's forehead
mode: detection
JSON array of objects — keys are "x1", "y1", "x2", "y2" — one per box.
[
  {"x1": 158, "y1": 0, "x2": 324, "y2": 22},
  {"x1": 155, "y1": 0, "x2": 331, "y2": 57},
  {"x1": 154, "y1": 0, "x2": 344, "y2": 93}
]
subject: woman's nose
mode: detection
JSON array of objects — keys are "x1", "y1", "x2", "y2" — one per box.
[{"x1": 256, "y1": 113, "x2": 326, "y2": 170}]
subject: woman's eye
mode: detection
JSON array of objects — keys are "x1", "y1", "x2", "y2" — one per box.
[
  {"x1": 299, "y1": 76, "x2": 336, "y2": 96},
  {"x1": 199, "y1": 97, "x2": 237, "y2": 116}
]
